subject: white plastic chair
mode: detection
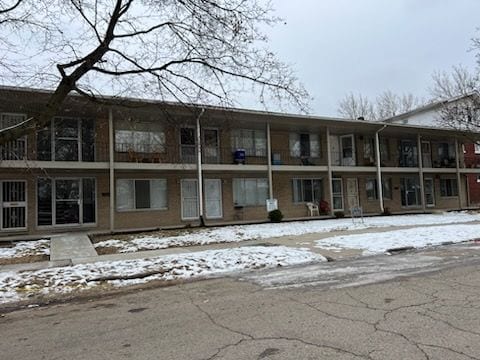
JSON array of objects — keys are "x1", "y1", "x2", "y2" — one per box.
[{"x1": 306, "y1": 202, "x2": 320, "y2": 216}]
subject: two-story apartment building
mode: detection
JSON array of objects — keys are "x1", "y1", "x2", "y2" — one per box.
[
  {"x1": 0, "y1": 86, "x2": 478, "y2": 237},
  {"x1": 386, "y1": 94, "x2": 480, "y2": 205}
]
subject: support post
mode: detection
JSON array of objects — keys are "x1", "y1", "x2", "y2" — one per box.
[
  {"x1": 326, "y1": 127, "x2": 334, "y2": 216},
  {"x1": 267, "y1": 122, "x2": 273, "y2": 200},
  {"x1": 196, "y1": 109, "x2": 205, "y2": 225},
  {"x1": 455, "y1": 138, "x2": 462, "y2": 209},
  {"x1": 417, "y1": 134, "x2": 426, "y2": 212},
  {"x1": 375, "y1": 129, "x2": 384, "y2": 213},
  {"x1": 108, "y1": 108, "x2": 115, "y2": 232}
]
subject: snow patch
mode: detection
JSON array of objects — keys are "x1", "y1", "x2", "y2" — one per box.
[
  {"x1": 95, "y1": 211, "x2": 480, "y2": 253},
  {"x1": 0, "y1": 246, "x2": 325, "y2": 304},
  {"x1": 315, "y1": 223, "x2": 480, "y2": 255}
]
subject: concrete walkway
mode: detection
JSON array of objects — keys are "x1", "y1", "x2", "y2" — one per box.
[{"x1": 50, "y1": 233, "x2": 98, "y2": 261}]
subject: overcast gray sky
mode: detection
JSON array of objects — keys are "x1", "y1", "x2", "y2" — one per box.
[{"x1": 263, "y1": 0, "x2": 480, "y2": 116}]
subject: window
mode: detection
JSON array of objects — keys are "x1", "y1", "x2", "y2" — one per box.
[
  {"x1": 380, "y1": 138, "x2": 390, "y2": 162},
  {"x1": 116, "y1": 179, "x2": 167, "y2": 211},
  {"x1": 365, "y1": 178, "x2": 392, "y2": 200},
  {"x1": 399, "y1": 140, "x2": 418, "y2": 167},
  {"x1": 115, "y1": 130, "x2": 165, "y2": 153},
  {"x1": 289, "y1": 133, "x2": 320, "y2": 158},
  {"x1": 233, "y1": 178, "x2": 268, "y2": 206},
  {"x1": 0, "y1": 113, "x2": 27, "y2": 160},
  {"x1": 437, "y1": 142, "x2": 456, "y2": 165},
  {"x1": 477, "y1": 175, "x2": 480, "y2": 184},
  {"x1": 231, "y1": 129, "x2": 266, "y2": 157},
  {"x1": 36, "y1": 117, "x2": 95, "y2": 161},
  {"x1": 440, "y1": 178, "x2": 458, "y2": 197},
  {"x1": 475, "y1": 143, "x2": 480, "y2": 154},
  {"x1": 363, "y1": 137, "x2": 375, "y2": 160},
  {"x1": 292, "y1": 179, "x2": 323, "y2": 203},
  {"x1": 180, "y1": 127, "x2": 196, "y2": 162}
]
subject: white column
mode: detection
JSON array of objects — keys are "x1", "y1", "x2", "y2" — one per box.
[
  {"x1": 375, "y1": 130, "x2": 384, "y2": 213},
  {"x1": 455, "y1": 138, "x2": 462, "y2": 209},
  {"x1": 108, "y1": 108, "x2": 115, "y2": 232},
  {"x1": 326, "y1": 128, "x2": 334, "y2": 216},
  {"x1": 196, "y1": 109, "x2": 205, "y2": 222},
  {"x1": 417, "y1": 134, "x2": 426, "y2": 212},
  {"x1": 267, "y1": 122, "x2": 273, "y2": 199}
]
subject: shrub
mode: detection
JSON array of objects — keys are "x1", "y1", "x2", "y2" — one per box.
[
  {"x1": 268, "y1": 209, "x2": 284, "y2": 222},
  {"x1": 334, "y1": 211, "x2": 345, "y2": 218}
]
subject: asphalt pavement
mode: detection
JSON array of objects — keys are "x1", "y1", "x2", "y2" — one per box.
[{"x1": 1, "y1": 243, "x2": 480, "y2": 359}]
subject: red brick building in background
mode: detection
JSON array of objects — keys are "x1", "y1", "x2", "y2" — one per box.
[{"x1": 463, "y1": 143, "x2": 480, "y2": 205}]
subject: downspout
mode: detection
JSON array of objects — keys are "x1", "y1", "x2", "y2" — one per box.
[
  {"x1": 108, "y1": 108, "x2": 115, "y2": 232},
  {"x1": 417, "y1": 134, "x2": 426, "y2": 212},
  {"x1": 196, "y1": 108, "x2": 206, "y2": 226},
  {"x1": 266, "y1": 122, "x2": 273, "y2": 199},
  {"x1": 375, "y1": 124, "x2": 387, "y2": 213}
]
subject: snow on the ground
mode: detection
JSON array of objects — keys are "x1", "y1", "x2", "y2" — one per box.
[
  {"x1": 0, "y1": 239, "x2": 50, "y2": 259},
  {"x1": 315, "y1": 223, "x2": 480, "y2": 255},
  {"x1": 95, "y1": 211, "x2": 480, "y2": 253},
  {"x1": 0, "y1": 246, "x2": 325, "y2": 304}
]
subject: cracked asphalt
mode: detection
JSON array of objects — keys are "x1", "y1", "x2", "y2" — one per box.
[{"x1": 1, "y1": 243, "x2": 480, "y2": 360}]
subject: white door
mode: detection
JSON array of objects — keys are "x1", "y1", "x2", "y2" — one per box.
[
  {"x1": 181, "y1": 179, "x2": 199, "y2": 220},
  {"x1": 346, "y1": 178, "x2": 359, "y2": 209},
  {"x1": 205, "y1": 179, "x2": 223, "y2": 219},
  {"x1": 340, "y1": 135, "x2": 355, "y2": 166}
]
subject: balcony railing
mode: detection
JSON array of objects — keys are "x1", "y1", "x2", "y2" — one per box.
[
  {"x1": 270, "y1": 149, "x2": 325, "y2": 166},
  {"x1": 114, "y1": 144, "x2": 268, "y2": 165},
  {"x1": 0, "y1": 141, "x2": 109, "y2": 162}
]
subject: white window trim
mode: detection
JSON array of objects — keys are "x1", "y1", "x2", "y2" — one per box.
[
  {"x1": 115, "y1": 178, "x2": 168, "y2": 212},
  {"x1": 233, "y1": 178, "x2": 269, "y2": 207},
  {"x1": 292, "y1": 178, "x2": 323, "y2": 204}
]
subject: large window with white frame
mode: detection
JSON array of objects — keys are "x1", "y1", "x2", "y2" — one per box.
[
  {"x1": 231, "y1": 129, "x2": 266, "y2": 157},
  {"x1": 36, "y1": 117, "x2": 95, "y2": 161},
  {"x1": 114, "y1": 118, "x2": 165, "y2": 154},
  {"x1": 233, "y1": 178, "x2": 268, "y2": 206},
  {"x1": 289, "y1": 133, "x2": 320, "y2": 158},
  {"x1": 292, "y1": 178, "x2": 323, "y2": 203},
  {"x1": 0, "y1": 113, "x2": 27, "y2": 160},
  {"x1": 116, "y1": 179, "x2": 167, "y2": 211}
]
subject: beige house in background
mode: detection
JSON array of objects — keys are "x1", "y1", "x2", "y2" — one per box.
[{"x1": 0, "y1": 86, "x2": 478, "y2": 238}]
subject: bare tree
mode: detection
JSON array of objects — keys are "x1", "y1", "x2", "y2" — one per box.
[
  {"x1": 429, "y1": 65, "x2": 479, "y2": 100},
  {"x1": 338, "y1": 91, "x2": 422, "y2": 121},
  {"x1": 428, "y1": 65, "x2": 480, "y2": 132},
  {"x1": 337, "y1": 93, "x2": 376, "y2": 120},
  {"x1": 0, "y1": 0, "x2": 309, "y2": 144}
]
